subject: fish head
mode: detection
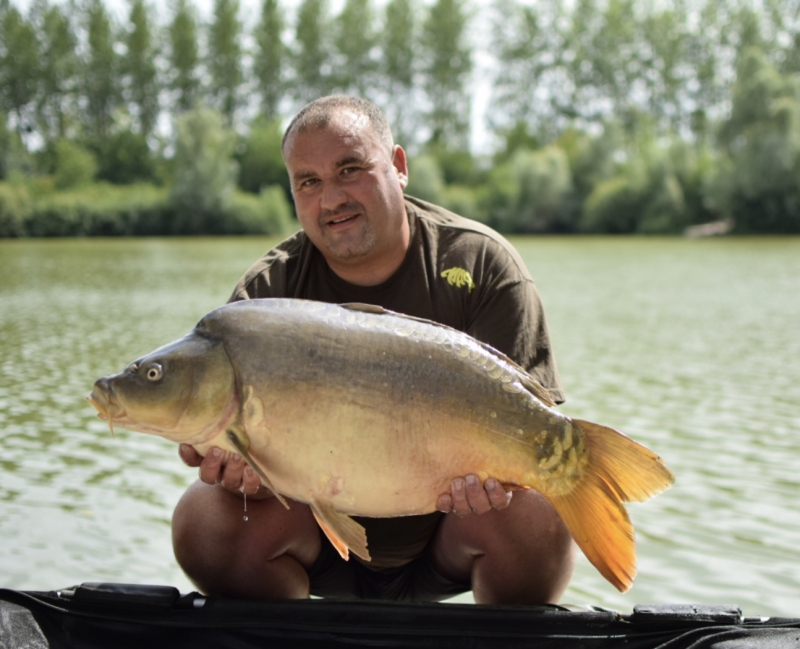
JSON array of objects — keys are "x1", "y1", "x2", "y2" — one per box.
[{"x1": 87, "y1": 331, "x2": 236, "y2": 444}]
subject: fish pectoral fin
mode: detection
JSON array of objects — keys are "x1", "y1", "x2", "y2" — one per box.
[
  {"x1": 310, "y1": 501, "x2": 370, "y2": 563},
  {"x1": 225, "y1": 429, "x2": 290, "y2": 510}
]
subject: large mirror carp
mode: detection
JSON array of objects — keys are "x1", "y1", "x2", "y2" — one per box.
[{"x1": 87, "y1": 298, "x2": 674, "y2": 592}]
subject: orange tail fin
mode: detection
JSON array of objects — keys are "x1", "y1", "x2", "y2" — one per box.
[{"x1": 548, "y1": 419, "x2": 674, "y2": 592}]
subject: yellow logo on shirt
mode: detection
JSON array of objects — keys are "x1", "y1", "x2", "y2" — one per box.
[{"x1": 441, "y1": 267, "x2": 476, "y2": 292}]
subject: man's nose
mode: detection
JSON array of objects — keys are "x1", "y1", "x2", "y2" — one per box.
[{"x1": 320, "y1": 179, "x2": 347, "y2": 210}]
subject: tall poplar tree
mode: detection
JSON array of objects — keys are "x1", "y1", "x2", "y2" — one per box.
[
  {"x1": 207, "y1": 0, "x2": 243, "y2": 124},
  {"x1": 419, "y1": 0, "x2": 471, "y2": 148},
  {"x1": 123, "y1": 0, "x2": 159, "y2": 137},
  {"x1": 168, "y1": 0, "x2": 200, "y2": 113},
  {"x1": 292, "y1": 0, "x2": 333, "y2": 105},
  {"x1": 0, "y1": 2, "x2": 40, "y2": 136},
  {"x1": 253, "y1": 0, "x2": 285, "y2": 119},
  {"x1": 381, "y1": 0, "x2": 416, "y2": 147},
  {"x1": 333, "y1": 0, "x2": 377, "y2": 97},
  {"x1": 31, "y1": 0, "x2": 77, "y2": 142},
  {"x1": 82, "y1": 0, "x2": 119, "y2": 140}
]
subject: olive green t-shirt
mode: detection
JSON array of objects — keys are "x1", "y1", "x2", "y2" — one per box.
[{"x1": 228, "y1": 195, "x2": 565, "y2": 569}]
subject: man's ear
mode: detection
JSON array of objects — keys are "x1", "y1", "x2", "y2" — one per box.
[{"x1": 392, "y1": 145, "x2": 409, "y2": 189}]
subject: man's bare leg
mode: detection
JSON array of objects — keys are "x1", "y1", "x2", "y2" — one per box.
[
  {"x1": 431, "y1": 488, "x2": 575, "y2": 605},
  {"x1": 172, "y1": 480, "x2": 322, "y2": 599}
]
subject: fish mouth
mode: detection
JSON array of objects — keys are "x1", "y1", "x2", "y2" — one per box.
[{"x1": 86, "y1": 380, "x2": 125, "y2": 435}]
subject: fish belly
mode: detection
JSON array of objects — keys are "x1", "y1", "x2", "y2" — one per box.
[{"x1": 240, "y1": 382, "x2": 538, "y2": 518}]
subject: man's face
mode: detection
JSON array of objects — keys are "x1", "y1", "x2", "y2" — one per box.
[{"x1": 283, "y1": 111, "x2": 409, "y2": 280}]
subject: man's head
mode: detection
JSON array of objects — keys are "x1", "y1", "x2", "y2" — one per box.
[
  {"x1": 282, "y1": 95, "x2": 395, "y2": 157},
  {"x1": 282, "y1": 96, "x2": 410, "y2": 287}
]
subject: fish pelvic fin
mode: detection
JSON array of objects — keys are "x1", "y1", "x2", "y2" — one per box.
[
  {"x1": 310, "y1": 501, "x2": 371, "y2": 563},
  {"x1": 225, "y1": 429, "x2": 290, "y2": 510},
  {"x1": 547, "y1": 419, "x2": 674, "y2": 593}
]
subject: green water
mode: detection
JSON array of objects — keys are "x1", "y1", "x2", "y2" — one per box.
[{"x1": 1, "y1": 236, "x2": 798, "y2": 616}]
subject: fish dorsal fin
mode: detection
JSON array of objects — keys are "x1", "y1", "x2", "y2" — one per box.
[
  {"x1": 226, "y1": 429, "x2": 290, "y2": 510},
  {"x1": 310, "y1": 500, "x2": 371, "y2": 562},
  {"x1": 339, "y1": 302, "x2": 557, "y2": 408}
]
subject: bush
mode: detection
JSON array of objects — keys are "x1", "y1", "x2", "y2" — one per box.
[
  {"x1": 0, "y1": 181, "x2": 32, "y2": 237},
  {"x1": 23, "y1": 183, "x2": 169, "y2": 236},
  {"x1": 222, "y1": 186, "x2": 295, "y2": 235},
  {"x1": 53, "y1": 139, "x2": 98, "y2": 190}
]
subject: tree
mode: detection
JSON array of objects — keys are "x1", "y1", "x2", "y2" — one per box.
[
  {"x1": 207, "y1": 0, "x2": 243, "y2": 124},
  {"x1": 253, "y1": 0, "x2": 285, "y2": 119},
  {"x1": 292, "y1": 0, "x2": 333, "y2": 105},
  {"x1": 0, "y1": 2, "x2": 40, "y2": 136},
  {"x1": 419, "y1": 0, "x2": 471, "y2": 148},
  {"x1": 82, "y1": 0, "x2": 120, "y2": 141},
  {"x1": 489, "y1": 0, "x2": 566, "y2": 141},
  {"x1": 711, "y1": 48, "x2": 800, "y2": 233},
  {"x1": 333, "y1": 0, "x2": 378, "y2": 97},
  {"x1": 236, "y1": 114, "x2": 288, "y2": 197},
  {"x1": 380, "y1": 0, "x2": 417, "y2": 147},
  {"x1": 30, "y1": 0, "x2": 77, "y2": 143},
  {"x1": 169, "y1": 106, "x2": 239, "y2": 233},
  {"x1": 167, "y1": 0, "x2": 200, "y2": 113},
  {"x1": 123, "y1": 0, "x2": 160, "y2": 138}
]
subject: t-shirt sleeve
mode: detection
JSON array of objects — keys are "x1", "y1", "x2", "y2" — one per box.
[{"x1": 464, "y1": 246, "x2": 565, "y2": 404}]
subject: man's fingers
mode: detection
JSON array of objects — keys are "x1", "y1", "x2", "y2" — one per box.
[
  {"x1": 179, "y1": 443, "x2": 202, "y2": 467},
  {"x1": 220, "y1": 453, "x2": 245, "y2": 491},
  {"x1": 465, "y1": 474, "x2": 493, "y2": 514},
  {"x1": 198, "y1": 447, "x2": 225, "y2": 485},
  {"x1": 450, "y1": 478, "x2": 472, "y2": 516},
  {"x1": 485, "y1": 478, "x2": 513, "y2": 510}
]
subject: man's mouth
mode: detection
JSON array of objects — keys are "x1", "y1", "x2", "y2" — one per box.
[{"x1": 327, "y1": 213, "x2": 359, "y2": 227}]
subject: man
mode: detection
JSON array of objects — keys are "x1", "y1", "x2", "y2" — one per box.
[{"x1": 172, "y1": 96, "x2": 575, "y2": 604}]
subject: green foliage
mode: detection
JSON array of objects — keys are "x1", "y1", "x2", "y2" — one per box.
[
  {"x1": 83, "y1": 0, "x2": 119, "y2": 140},
  {"x1": 406, "y1": 155, "x2": 444, "y2": 204},
  {"x1": 292, "y1": 0, "x2": 333, "y2": 104},
  {"x1": 53, "y1": 138, "x2": 98, "y2": 189},
  {"x1": 710, "y1": 48, "x2": 800, "y2": 233},
  {"x1": 92, "y1": 129, "x2": 158, "y2": 185},
  {"x1": 123, "y1": 0, "x2": 160, "y2": 137},
  {"x1": 0, "y1": 3, "x2": 39, "y2": 128},
  {"x1": 582, "y1": 144, "x2": 686, "y2": 234},
  {"x1": 0, "y1": 180, "x2": 31, "y2": 236},
  {"x1": 333, "y1": 0, "x2": 378, "y2": 97},
  {"x1": 168, "y1": 106, "x2": 238, "y2": 233},
  {"x1": 207, "y1": 0, "x2": 243, "y2": 123},
  {"x1": 225, "y1": 185, "x2": 294, "y2": 234},
  {"x1": 236, "y1": 115, "x2": 288, "y2": 197},
  {"x1": 253, "y1": 0, "x2": 285, "y2": 119},
  {"x1": 167, "y1": 0, "x2": 200, "y2": 113},
  {"x1": 420, "y1": 0, "x2": 471, "y2": 147},
  {"x1": 483, "y1": 146, "x2": 573, "y2": 233}
]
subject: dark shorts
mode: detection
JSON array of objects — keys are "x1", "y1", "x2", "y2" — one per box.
[{"x1": 306, "y1": 514, "x2": 471, "y2": 601}]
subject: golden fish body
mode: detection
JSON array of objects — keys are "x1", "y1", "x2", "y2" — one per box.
[{"x1": 88, "y1": 298, "x2": 674, "y2": 592}]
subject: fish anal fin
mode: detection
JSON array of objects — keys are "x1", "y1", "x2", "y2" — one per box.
[
  {"x1": 311, "y1": 501, "x2": 370, "y2": 563},
  {"x1": 226, "y1": 429, "x2": 290, "y2": 510}
]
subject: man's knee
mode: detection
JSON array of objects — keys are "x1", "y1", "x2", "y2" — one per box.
[
  {"x1": 171, "y1": 481, "x2": 322, "y2": 597},
  {"x1": 432, "y1": 490, "x2": 576, "y2": 604}
]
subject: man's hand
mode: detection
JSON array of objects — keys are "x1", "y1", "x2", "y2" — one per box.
[
  {"x1": 436, "y1": 474, "x2": 513, "y2": 516},
  {"x1": 179, "y1": 444, "x2": 270, "y2": 498}
]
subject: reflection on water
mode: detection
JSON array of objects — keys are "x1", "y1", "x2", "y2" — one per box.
[{"x1": 1, "y1": 236, "x2": 798, "y2": 616}]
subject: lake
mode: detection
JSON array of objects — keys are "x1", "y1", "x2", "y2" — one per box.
[{"x1": 1, "y1": 235, "x2": 798, "y2": 616}]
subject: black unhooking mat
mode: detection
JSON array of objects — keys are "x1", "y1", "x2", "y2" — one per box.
[{"x1": 1, "y1": 583, "x2": 799, "y2": 649}]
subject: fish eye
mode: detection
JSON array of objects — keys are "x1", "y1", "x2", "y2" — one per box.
[{"x1": 146, "y1": 364, "x2": 163, "y2": 382}]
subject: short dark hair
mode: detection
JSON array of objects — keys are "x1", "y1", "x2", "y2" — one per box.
[{"x1": 282, "y1": 95, "x2": 394, "y2": 154}]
